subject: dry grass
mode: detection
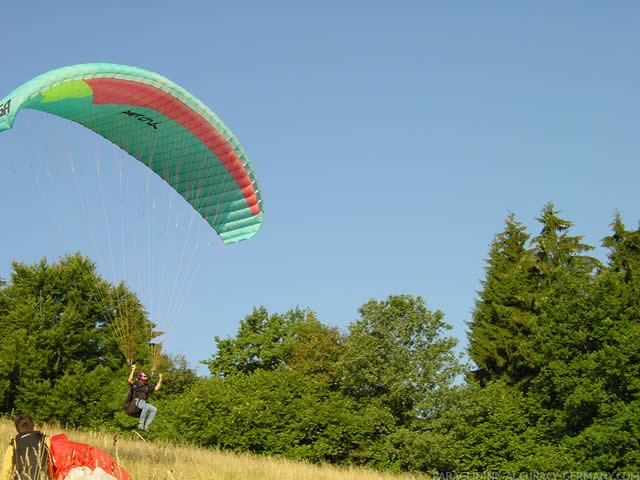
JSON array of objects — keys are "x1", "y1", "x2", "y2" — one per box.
[{"x1": 0, "y1": 419, "x2": 429, "y2": 480}]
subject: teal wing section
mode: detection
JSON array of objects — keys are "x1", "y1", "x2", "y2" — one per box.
[{"x1": 0, "y1": 63, "x2": 263, "y2": 244}]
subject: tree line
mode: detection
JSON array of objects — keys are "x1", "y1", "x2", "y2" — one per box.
[{"x1": 0, "y1": 202, "x2": 638, "y2": 473}]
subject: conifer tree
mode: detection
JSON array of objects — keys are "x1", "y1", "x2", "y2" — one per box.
[
  {"x1": 525, "y1": 212, "x2": 640, "y2": 469},
  {"x1": 529, "y1": 202, "x2": 600, "y2": 288},
  {"x1": 467, "y1": 213, "x2": 538, "y2": 388},
  {"x1": 602, "y1": 213, "x2": 640, "y2": 315}
]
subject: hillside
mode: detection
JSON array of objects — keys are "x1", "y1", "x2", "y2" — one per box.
[{"x1": 0, "y1": 419, "x2": 428, "y2": 480}]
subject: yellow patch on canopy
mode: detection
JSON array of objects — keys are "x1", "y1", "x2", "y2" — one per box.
[{"x1": 40, "y1": 80, "x2": 93, "y2": 103}]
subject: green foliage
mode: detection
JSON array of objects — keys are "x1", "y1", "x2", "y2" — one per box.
[
  {"x1": 338, "y1": 295, "x2": 462, "y2": 424},
  {"x1": 206, "y1": 306, "x2": 302, "y2": 376},
  {"x1": 180, "y1": 295, "x2": 464, "y2": 468},
  {"x1": 0, "y1": 253, "x2": 183, "y2": 431},
  {"x1": 167, "y1": 369, "x2": 395, "y2": 464},
  {"x1": 467, "y1": 213, "x2": 539, "y2": 388},
  {"x1": 562, "y1": 400, "x2": 640, "y2": 471},
  {"x1": 16, "y1": 363, "x2": 122, "y2": 428},
  {"x1": 284, "y1": 311, "x2": 346, "y2": 387},
  {"x1": 157, "y1": 354, "x2": 198, "y2": 396},
  {"x1": 469, "y1": 205, "x2": 640, "y2": 472},
  {"x1": 530, "y1": 203, "x2": 600, "y2": 285},
  {"x1": 424, "y1": 381, "x2": 578, "y2": 472},
  {"x1": 469, "y1": 205, "x2": 603, "y2": 391},
  {"x1": 1, "y1": 255, "x2": 122, "y2": 375},
  {"x1": 206, "y1": 306, "x2": 345, "y2": 384},
  {"x1": 4, "y1": 202, "x2": 640, "y2": 473}
]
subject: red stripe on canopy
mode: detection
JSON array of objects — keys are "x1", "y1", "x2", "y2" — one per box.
[{"x1": 85, "y1": 78, "x2": 260, "y2": 215}]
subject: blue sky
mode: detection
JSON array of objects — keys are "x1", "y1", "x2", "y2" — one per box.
[{"x1": 1, "y1": 2, "x2": 639, "y2": 375}]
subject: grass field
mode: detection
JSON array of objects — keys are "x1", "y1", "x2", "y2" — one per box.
[{"x1": 0, "y1": 419, "x2": 429, "y2": 480}]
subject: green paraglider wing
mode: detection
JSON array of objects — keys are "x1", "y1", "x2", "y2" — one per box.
[{"x1": 0, "y1": 63, "x2": 263, "y2": 244}]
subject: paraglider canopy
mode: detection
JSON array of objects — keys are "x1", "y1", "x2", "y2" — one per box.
[{"x1": 0, "y1": 62, "x2": 264, "y2": 244}]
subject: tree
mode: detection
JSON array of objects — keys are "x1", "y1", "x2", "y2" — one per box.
[
  {"x1": 529, "y1": 202, "x2": 600, "y2": 288},
  {"x1": 521, "y1": 214, "x2": 640, "y2": 470},
  {"x1": 206, "y1": 306, "x2": 296, "y2": 376},
  {"x1": 167, "y1": 369, "x2": 395, "y2": 464},
  {"x1": 0, "y1": 253, "x2": 155, "y2": 421},
  {"x1": 602, "y1": 212, "x2": 640, "y2": 317},
  {"x1": 283, "y1": 311, "x2": 345, "y2": 388},
  {"x1": 467, "y1": 213, "x2": 539, "y2": 388},
  {"x1": 337, "y1": 295, "x2": 461, "y2": 426},
  {"x1": 526, "y1": 204, "x2": 601, "y2": 403},
  {"x1": 206, "y1": 307, "x2": 345, "y2": 382},
  {"x1": 514, "y1": 210, "x2": 640, "y2": 470},
  {"x1": 422, "y1": 381, "x2": 578, "y2": 472}
]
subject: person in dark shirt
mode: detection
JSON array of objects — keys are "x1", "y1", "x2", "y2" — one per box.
[
  {"x1": 128, "y1": 364, "x2": 163, "y2": 432},
  {"x1": 1, "y1": 414, "x2": 53, "y2": 480}
]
